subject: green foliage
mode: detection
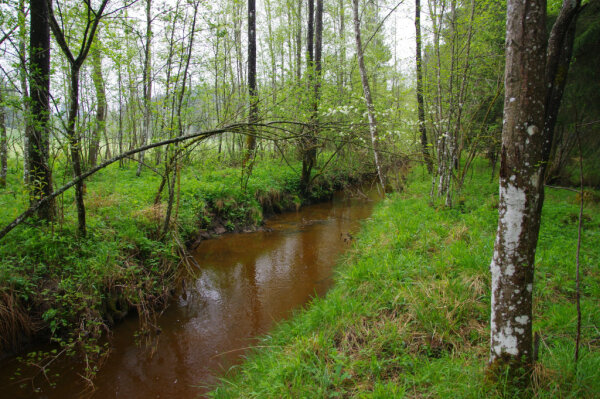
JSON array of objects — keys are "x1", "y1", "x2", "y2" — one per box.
[{"x1": 209, "y1": 160, "x2": 600, "y2": 398}]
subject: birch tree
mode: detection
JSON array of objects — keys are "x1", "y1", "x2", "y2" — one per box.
[{"x1": 352, "y1": 0, "x2": 384, "y2": 189}]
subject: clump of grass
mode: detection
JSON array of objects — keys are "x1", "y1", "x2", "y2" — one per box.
[{"x1": 209, "y1": 160, "x2": 600, "y2": 398}]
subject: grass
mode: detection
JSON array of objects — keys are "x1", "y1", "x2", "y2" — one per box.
[
  {"x1": 0, "y1": 152, "x2": 367, "y2": 364},
  {"x1": 208, "y1": 160, "x2": 600, "y2": 398}
]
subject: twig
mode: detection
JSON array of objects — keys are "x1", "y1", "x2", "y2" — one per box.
[{"x1": 545, "y1": 184, "x2": 579, "y2": 193}]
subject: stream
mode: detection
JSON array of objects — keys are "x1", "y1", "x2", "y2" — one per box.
[{"x1": 0, "y1": 188, "x2": 379, "y2": 398}]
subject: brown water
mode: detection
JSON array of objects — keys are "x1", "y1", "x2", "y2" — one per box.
[{"x1": 0, "y1": 189, "x2": 378, "y2": 398}]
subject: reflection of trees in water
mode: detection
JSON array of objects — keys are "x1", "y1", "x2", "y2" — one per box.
[
  {"x1": 243, "y1": 257, "x2": 260, "y2": 333},
  {"x1": 91, "y1": 197, "x2": 376, "y2": 398}
]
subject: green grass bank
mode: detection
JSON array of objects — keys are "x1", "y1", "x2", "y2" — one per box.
[
  {"x1": 0, "y1": 156, "x2": 368, "y2": 361},
  {"x1": 209, "y1": 162, "x2": 600, "y2": 398}
]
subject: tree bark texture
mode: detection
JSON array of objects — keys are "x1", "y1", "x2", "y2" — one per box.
[
  {"x1": 245, "y1": 0, "x2": 258, "y2": 161},
  {"x1": 28, "y1": 0, "x2": 54, "y2": 220},
  {"x1": 489, "y1": 0, "x2": 548, "y2": 370},
  {"x1": 489, "y1": 0, "x2": 583, "y2": 375},
  {"x1": 415, "y1": 0, "x2": 432, "y2": 173},
  {"x1": 0, "y1": 85, "x2": 6, "y2": 187}
]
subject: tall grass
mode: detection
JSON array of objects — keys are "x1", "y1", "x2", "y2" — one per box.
[{"x1": 209, "y1": 160, "x2": 600, "y2": 398}]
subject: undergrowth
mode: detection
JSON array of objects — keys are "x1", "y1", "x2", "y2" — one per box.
[{"x1": 209, "y1": 160, "x2": 600, "y2": 398}]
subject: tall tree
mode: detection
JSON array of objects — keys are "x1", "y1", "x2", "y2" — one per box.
[
  {"x1": 352, "y1": 0, "x2": 384, "y2": 189},
  {"x1": 18, "y1": 0, "x2": 32, "y2": 183},
  {"x1": 0, "y1": 84, "x2": 6, "y2": 187},
  {"x1": 489, "y1": 0, "x2": 582, "y2": 378},
  {"x1": 89, "y1": 41, "x2": 107, "y2": 168},
  {"x1": 136, "y1": 0, "x2": 153, "y2": 176},
  {"x1": 162, "y1": 0, "x2": 199, "y2": 235},
  {"x1": 415, "y1": 0, "x2": 431, "y2": 173},
  {"x1": 299, "y1": 0, "x2": 317, "y2": 195},
  {"x1": 28, "y1": 0, "x2": 54, "y2": 220},
  {"x1": 295, "y1": 0, "x2": 302, "y2": 81},
  {"x1": 244, "y1": 0, "x2": 257, "y2": 163},
  {"x1": 48, "y1": 0, "x2": 109, "y2": 237}
]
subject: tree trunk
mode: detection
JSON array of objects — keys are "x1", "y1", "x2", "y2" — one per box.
[
  {"x1": 307, "y1": 0, "x2": 314, "y2": 68},
  {"x1": 244, "y1": 0, "x2": 258, "y2": 162},
  {"x1": 118, "y1": 65, "x2": 124, "y2": 168},
  {"x1": 89, "y1": 44, "x2": 107, "y2": 168},
  {"x1": 488, "y1": 0, "x2": 582, "y2": 378},
  {"x1": 264, "y1": 0, "x2": 277, "y2": 104},
  {"x1": 352, "y1": 0, "x2": 385, "y2": 189},
  {"x1": 0, "y1": 85, "x2": 6, "y2": 187},
  {"x1": 338, "y1": 0, "x2": 345, "y2": 100},
  {"x1": 300, "y1": 0, "x2": 317, "y2": 195},
  {"x1": 415, "y1": 0, "x2": 432, "y2": 173},
  {"x1": 67, "y1": 65, "x2": 87, "y2": 237},
  {"x1": 295, "y1": 0, "x2": 302, "y2": 81},
  {"x1": 542, "y1": 0, "x2": 582, "y2": 163},
  {"x1": 162, "y1": 1, "x2": 198, "y2": 235},
  {"x1": 18, "y1": 0, "x2": 31, "y2": 184},
  {"x1": 137, "y1": 0, "x2": 153, "y2": 177},
  {"x1": 28, "y1": 0, "x2": 54, "y2": 221}
]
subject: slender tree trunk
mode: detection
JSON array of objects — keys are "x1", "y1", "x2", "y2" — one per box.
[
  {"x1": 163, "y1": 1, "x2": 198, "y2": 235},
  {"x1": 307, "y1": 0, "x2": 314, "y2": 66},
  {"x1": 48, "y1": 0, "x2": 109, "y2": 237},
  {"x1": 89, "y1": 44, "x2": 106, "y2": 168},
  {"x1": 542, "y1": 0, "x2": 582, "y2": 163},
  {"x1": 137, "y1": 0, "x2": 153, "y2": 177},
  {"x1": 18, "y1": 0, "x2": 31, "y2": 184},
  {"x1": 67, "y1": 65, "x2": 87, "y2": 237},
  {"x1": 233, "y1": 0, "x2": 244, "y2": 92},
  {"x1": 338, "y1": 0, "x2": 346, "y2": 100},
  {"x1": 264, "y1": 0, "x2": 277, "y2": 103},
  {"x1": 300, "y1": 0, "x2": 316, "y2": 195},
  {"x1": 244, "y1": 0, "x2": 258, "y2": 162},
  {"x1": 28, "y1": 0, "x2": 54, "y2": 220},
  {"x1": 118, "y1": 65, "x2": 124, "y2": 167},
  {"x1": 415, "y1": 0, "x2": 432, "y2": 173},
  {"x1": 0, "y1": 85, "x2": 6, "y2": 187},
  {"x1": 295, "y1": 0, "x2": 302, "y2": 81},
  {"x1": 454, "y1": 0, "x2": 476, "y2": 195},
  {"x1": 352, "y1": 0, "x2": 385, "y2": 189}
]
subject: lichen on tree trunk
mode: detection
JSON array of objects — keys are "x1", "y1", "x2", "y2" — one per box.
[{"x1": 489, "y1": 0, "x2": 582, "y2": 379}]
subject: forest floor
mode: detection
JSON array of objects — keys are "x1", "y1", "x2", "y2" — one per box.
[
  {"x1": 208, "y1": 161, "x2": 600, "y2": 398},
  {"x1": 0, "y1": 155, "x2": 368, "y2": 362}
]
